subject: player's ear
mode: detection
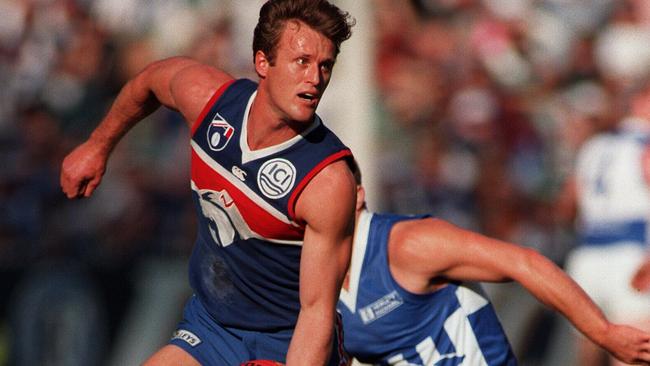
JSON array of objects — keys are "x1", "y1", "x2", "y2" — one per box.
[
  {"x1": 254, "y1": 50, "x2": 269, "y2": 79},
  {"x1": 356, "y1": 185, "x2": 366, "y2": 211}
]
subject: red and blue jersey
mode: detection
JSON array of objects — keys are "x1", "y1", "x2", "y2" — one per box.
[{"x1": 188, "y1": 79, "x2": 352, "y2": 331}]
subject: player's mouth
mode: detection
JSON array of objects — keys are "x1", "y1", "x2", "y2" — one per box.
[{"x1": 297, "y1": 92, "x2": 319, "y2": 105}]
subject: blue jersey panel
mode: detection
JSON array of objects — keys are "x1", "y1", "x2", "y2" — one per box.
[{"x1": 338, "y1": 212, "x2": 517, "y2": 366}]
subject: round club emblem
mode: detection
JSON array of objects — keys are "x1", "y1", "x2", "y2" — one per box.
[{"x1": 257, "y1": 158, "x2": 296, "y2": 199}]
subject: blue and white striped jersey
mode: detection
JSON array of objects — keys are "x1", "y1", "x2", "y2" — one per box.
[
  {"x1": 575, "y1": 118, "x2": 650, "y2": 247},
  {"x1": 338, "y1": 211, "x2": 517, "y2": 366}
]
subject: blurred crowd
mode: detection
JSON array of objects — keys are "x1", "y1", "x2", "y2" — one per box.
[
  {"x1": 1, "y1": 0, "x2": 650, "y2": 365},
  {"x1": 375, "y1": 0, "x2": 650, "y2": 254},
  {"x1": 0, "y1": 0, "x2": 240, "y2": 364}
]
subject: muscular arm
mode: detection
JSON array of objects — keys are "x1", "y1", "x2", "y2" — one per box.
[
  {"x1": 60, "y1": 57, "x2": 232, "y2": 198},
  {"x1": 390, "y1": 218, "x2": 650, "y2": 364},
  {"x1": 288, "y1": 160, "x2": 356, "y2": 366}
]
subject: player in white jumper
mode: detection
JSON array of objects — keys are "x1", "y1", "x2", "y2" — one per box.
[{"x1": 559, "y1": 84, "x2": 650, "y2": 366}]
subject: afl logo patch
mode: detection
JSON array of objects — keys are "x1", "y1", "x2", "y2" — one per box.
[
  {"x1": 257, "y1": 158, "x2": 296, "y2": 199},
  {"x1": 207, "y1": 113, "x2": 235, "y2": 151}
]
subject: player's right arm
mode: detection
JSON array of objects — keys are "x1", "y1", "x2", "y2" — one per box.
[
  {"x1": 390, "y1": 218, "x2": 650, "y2": 365},
  {"x1": 60, "y1": 57, "x2": 233, "y2": 199}
]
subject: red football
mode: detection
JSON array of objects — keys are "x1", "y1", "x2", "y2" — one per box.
[{"x1": 240, "y1": 360, "x2": 284, "y2": 366}]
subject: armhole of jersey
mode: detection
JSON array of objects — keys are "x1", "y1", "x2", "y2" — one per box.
[
  {"x1": 190, "y1": 79, "x2": 235, "y2": 137},
  {"x1": 643, "y1": 145, "x2": 650, "y2": 186},
  {"x1": 287, "y1": 149, "x2": 353, "y2": 223}
]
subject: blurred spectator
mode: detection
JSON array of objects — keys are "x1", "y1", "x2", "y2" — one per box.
[{"x1": 0, "y1": 0, "x2": 233, "y2": 364}]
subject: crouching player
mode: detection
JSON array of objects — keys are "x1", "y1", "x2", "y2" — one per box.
[{"x1": 338, "y1": 164, "x2": 650, "y2": 365}]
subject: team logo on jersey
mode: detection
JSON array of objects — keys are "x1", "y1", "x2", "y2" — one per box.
[
  {"x1": 171, "y1": 329, "x2": 202, "y2": 347},
  {"x1": 198, "y1": 189, "x2": 243, "y2": 247},
  {"x1": 359, "y1": 291, "x2": 403, "y2": 324},
  {"x1": 231, "y1": 165, "x2": 247, "y2": 181},
  {"x1": 207, "y1": 113, "x2": 234, "y2": 151},
  {"x1": 257, "y1": 158, "x2": 296, "y2": 199}
]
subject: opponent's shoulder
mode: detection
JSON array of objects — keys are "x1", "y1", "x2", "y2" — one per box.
[
  {"x1": 392, "y1": 216, "x2": 444, "y2": 239},
  {"x1": 389, "y1": 217, "x2": 459, "y2": 259}
]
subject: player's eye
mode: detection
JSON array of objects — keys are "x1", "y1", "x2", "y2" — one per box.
[{"x1": 321, "y1": 62, "x2": 334, "y2": 73}]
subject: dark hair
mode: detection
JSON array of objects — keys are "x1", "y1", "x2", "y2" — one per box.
[
  {"x1": 252, "y1": 0, "x2": 355, "y2": 65},
  {"x1": 348, "y1": 157, "x2": 361, "y2": 185}
]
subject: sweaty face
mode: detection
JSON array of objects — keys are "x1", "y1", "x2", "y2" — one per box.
[{"x1": 259, "y1": 21, "x2": 336, "y2": 125}]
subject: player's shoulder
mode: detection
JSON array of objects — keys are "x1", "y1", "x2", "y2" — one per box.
[
  {"x1": 576, "y1": 132, "x2": 617, "y2": 161},
  {"x1": 170, "y1": 57, "x2": 235, "y2": 92},
  {"x1": 164, "y1": 58, "x2": 236, "y2": 124},
  {"x1": 389, "y1": 216, "x2": 457, "y2": 254},
  {"x1": 307, "y1": 159, "x2": 356, "y2": 193},
  {"x1": 584, "y1": 131, "x2": 616, "y2": 148},
  {"x1": 294, "y1": 159, "x2": 356, "y2": 221}
]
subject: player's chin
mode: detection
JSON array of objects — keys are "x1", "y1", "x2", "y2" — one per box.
[{"x1": 288, "y1": 108, "x2": 317, "y2": 125}]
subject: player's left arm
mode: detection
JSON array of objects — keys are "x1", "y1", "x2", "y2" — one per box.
[
  {"x1": 393, "y1": 218, "x2": 650, "y2": 364},
  {"x1": 287, "y1": 159, "x2": 356, "y2": 366}
]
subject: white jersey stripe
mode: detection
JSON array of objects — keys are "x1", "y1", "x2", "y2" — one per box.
[
  {"x1": 239, "y1": 91, "x2": 322, "y2": 164},
  {"x1": 339, "y1": 210, "x2": 374, "y2": 312},
  {"x1": 191, "y1": 140, "x2": 299, "y2": 227},
  {"x1": 444, "y1": 308, "x2": 488, "y2": 366},
  {"x1": 455, "y1": 286, "x2": 489, "y2": 315},
  {"x1": 190, "y1": 180, "x2": 302, "y2": 246},
  {"x1": 415, "y1": 337, "x2": 444, "y2": 366}
]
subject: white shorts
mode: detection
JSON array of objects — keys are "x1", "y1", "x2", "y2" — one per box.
[{"x1": 565, "y1": 243, "x2": 650, "y2": 324}]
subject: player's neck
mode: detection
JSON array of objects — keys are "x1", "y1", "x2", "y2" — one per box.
[{"x1": 246, "y1": 96, "x2": 311, "y2": 151}]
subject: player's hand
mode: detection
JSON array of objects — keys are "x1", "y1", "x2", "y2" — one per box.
[
  {"x1": 601, "y1": 323, "x2": 650, "y2": 365},
  {"x1": 60, "y1": 139, "x2": 109, "y2": 199},
  {"x1": 631, "y1": 259, "x2": 650, "y2": 292}
]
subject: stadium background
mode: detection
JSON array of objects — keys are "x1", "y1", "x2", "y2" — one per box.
[{"x1": 1, "y1": 0, "x2": 650, "y2": 364}]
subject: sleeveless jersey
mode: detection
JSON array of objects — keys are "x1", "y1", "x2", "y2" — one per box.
[
  {"x1": 338, "y1": 211, "x2": 517, "y2": 366},
  {"x1": 189, "y1": 79, "x2": 352, "y2": 331},
  {"x1": 575, "y1": 118, "x2": 650, "y2": 247}
]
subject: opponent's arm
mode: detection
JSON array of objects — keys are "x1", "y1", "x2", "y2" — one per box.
[
  {"x1": 288, "y1": 160, "x2": 356, "y2": 366},
  {"x1": 60, "y1": 57, "x2": 232, "y2": 198},
  {"x1": 391, "y1": 218, "x2": 650, "y2": 364}
]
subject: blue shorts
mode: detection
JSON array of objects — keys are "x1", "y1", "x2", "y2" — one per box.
[{"x1": 169, "y1": 295, "x2": 349, "y2": 365}]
